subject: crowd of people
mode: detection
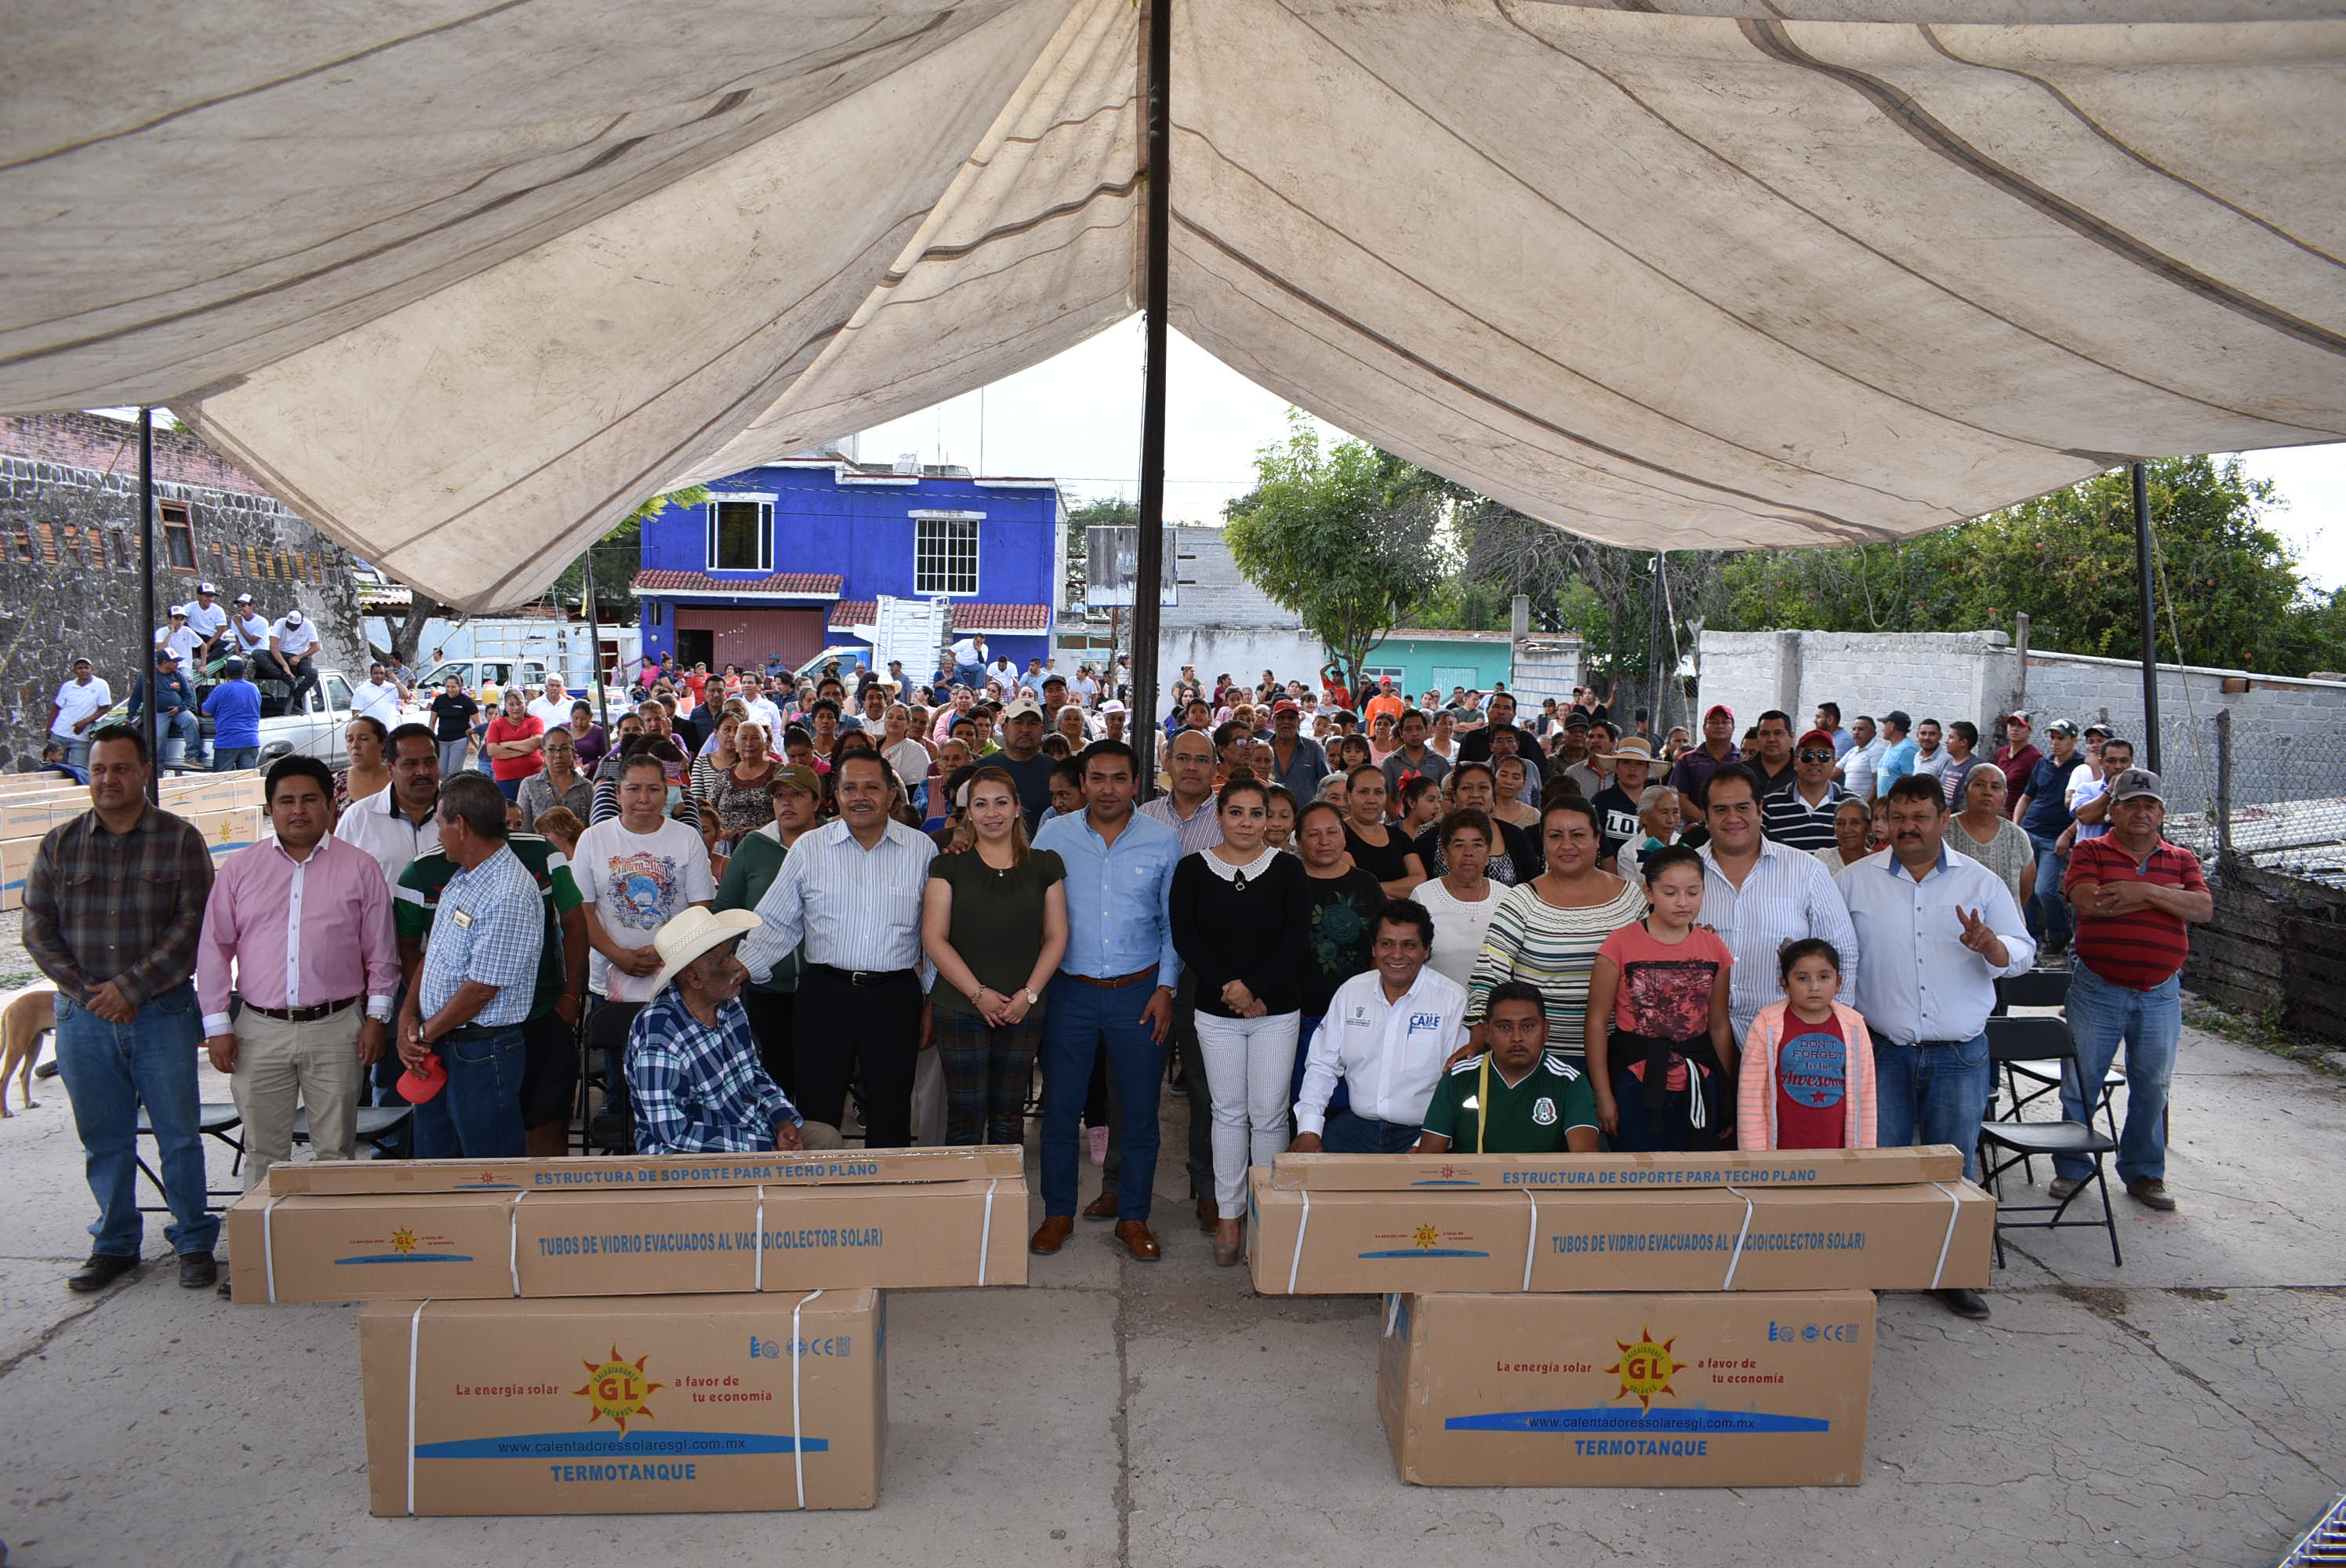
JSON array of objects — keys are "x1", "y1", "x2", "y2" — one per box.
[{"x1": 20, "y1": 649, "x2": 2210, "y2": 1325}]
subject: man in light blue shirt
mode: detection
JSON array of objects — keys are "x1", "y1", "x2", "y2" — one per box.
[
  {"x1": 1030, "y1": 739, "x2": 1182, "y2": 1261},
  {"x1": 1874, "y1": 710, "x2": 1920, "y2": 789},
  {"x1": 742, "y1": 751, "x2": 935, "y2": 1148},
  {"x1": 398, "y1": 774, "x2": 545, "y2": 1158},
  {"x1": 1838, "y1": 775, "x2": 2034, "y2": 1322}
]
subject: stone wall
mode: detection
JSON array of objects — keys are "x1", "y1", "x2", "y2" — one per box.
[
  {"x1": 0, "y1": 412, "x2": 364, "y2": 771},
  {"x1": 1697, "y1": 626, "x2": 2346, "y2": 818}
]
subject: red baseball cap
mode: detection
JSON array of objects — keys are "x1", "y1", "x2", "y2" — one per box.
[
  {"x1": 396, "y1": 1053, "x2": 448, "y2": 1105},
  {"x1": 1798, "y1": 728, "x2": 1836, "y2": 751}
]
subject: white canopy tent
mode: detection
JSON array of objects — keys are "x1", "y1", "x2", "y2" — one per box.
[{"x1": 4, "y1": 0, "x2": 2342, "y2": 612}]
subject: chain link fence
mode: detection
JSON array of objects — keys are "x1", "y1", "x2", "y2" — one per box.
[{"x1": 2153, "y1": 708, "x2": 2346, "y2": 891}]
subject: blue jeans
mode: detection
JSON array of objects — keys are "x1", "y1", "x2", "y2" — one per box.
[
  {"x1": 1871, "y1": 1029, "x2": 1991, "y2": 1182},
  {"x1": 2026, "y1": 831, "x2": 2073, "y2": 949},
  {"x1": 410, "y1": 1025, "x2": 527, "y2": 1159},
  {"x1": 53, "y1": 984, "x2": 220, "y2": 1258},
  {"x1": 1040, "y1": 975, "x2": 1163, "y2": 1222},
  {"x1": 437, "y1": 739, "x2": 470, "y2": 777},
  {"x1": 1321, "y1": 1110, "x2": 1420, "y2": 1152},
  {"x1": 953, "y1": 662, "x2": 982, "y2": 690},
  {"x1": 154, "y1": 708, "x2": 200, "y2": 765},
  {"x1": 212, "y1": 746, "x2": 260, "y2": 772},
  {"x1": 2056, "y1": 967, "x2": 2181, "y2": 1185}
]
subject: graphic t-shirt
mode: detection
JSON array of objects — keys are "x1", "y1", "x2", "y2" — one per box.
[
  {"x1": 1772, "y1": 1009, "x2": 1850, "y2": 1150},
  {"x1": 1597, "y1": 919, "x2": 1731, "y2": 1091},
  {"x1": 572, "y1": 816, "x2": 715, "y2": 1002},
  {"x1": 1300, "y1": 866, "x2": 1385, "y2": 1016}
]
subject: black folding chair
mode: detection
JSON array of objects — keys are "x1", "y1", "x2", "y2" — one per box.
[
  {"x1": 133, "y1": 1102, "x2": 245, "y2": 1212},
  {"x1": 1977, "y1": 1017, "x2": 2123, "y2": 1267},
  {"x1": 292, "y1": 1105, "x2": 415, "y2": 1160},
  {"x1": 1992, "y1": 969, "x2": 2073, "y2": 1015},
  {"x1": 580, "y1": 1000, "x2": 641, "y2": 1154}
]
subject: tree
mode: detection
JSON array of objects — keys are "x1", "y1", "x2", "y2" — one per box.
[
  {"x1": 1222, "y1": 416, "x2": 1447, "y2": 692},
  {"x1": 1713, "y1": 456, "x2": 2337, "y2": 675},
  {"x1": 550, "y1": 485, "x2": 711, "y2": 622}
]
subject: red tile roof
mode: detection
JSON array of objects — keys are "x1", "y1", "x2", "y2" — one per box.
[
  {"x1": 630, "y1": 569, "x2": 841, "y2": 597},
  {"x1": 829, "y1": 600, "x2": 877, "y2": 630},
  {"x1": 950, "y1": 603, "x2": 1051, "y2": 632}
]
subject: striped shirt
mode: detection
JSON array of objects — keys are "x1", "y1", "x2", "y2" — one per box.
[
  {"x1": 1762, "y1": 782, "x2": 1846, "y2": 852},
  {"x1": 739, "y1": 817, "x2": 935, "y2": 984},
  {"x1": 2066, "y1": 835, "x2": 2205, "y2": 989},
  {"x1": 1698, "y1": 838, "x2": 1861, "y2": 1044},
  {"x1": 1139, "y1": 793, "x2": 1224, "y2": 855},
  {"x1": 24, "y1": 806, "x2": 214, "y2": 1009},
  {"x1": 1465, "y1": 876, "x2": 1648, "y2": 1047}
]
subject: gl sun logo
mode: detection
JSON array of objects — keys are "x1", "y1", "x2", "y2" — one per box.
[
  {"x1": 1412, "y1": 1223, "x2": 1441, "y2": 1250},
  {"x1": 1605, "y1": 1327, "x2": 1683, "y2": 1412},
  {"x1": 572, "y1": 1345, "x2": 666, "y2": 1436},
  {"x1": 388, "y1": 1228, "x2": 418, "y2": 1254}
]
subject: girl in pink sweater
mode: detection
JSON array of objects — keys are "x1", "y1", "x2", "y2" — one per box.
[{"x1": 1738, "y1": 938, "x2": 1877, "y2": 1151}]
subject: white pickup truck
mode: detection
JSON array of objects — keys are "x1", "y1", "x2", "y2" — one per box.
[{"x1": 194, "y1": 666, "x2": 357, "y2": 769}]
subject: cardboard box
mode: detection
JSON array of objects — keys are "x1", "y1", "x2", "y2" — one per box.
[
  {"x1": 1271, "y1": 1146, "x2": 1966, "y2": 1191},
  {"x1": 361, "y1": 1290, "x2": 884, "y2": 1514},
  {"x1": 266, "y1": 1145, "x2": 1024, "y2": 1196},
  {"x1": 229, "y1": 1177, "x2": 1026, "y2": 1302},
  {"x1": 1248, "y1": 1169, "x2": 1990, "y2": 1295},
  {"x1": 1378, "y1": 1290, "x2": 1875, "y2": 1486}
]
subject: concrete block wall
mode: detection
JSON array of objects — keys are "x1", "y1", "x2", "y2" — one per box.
[{"x1": 1698, "y1": 629, "x2": 2019, "y2": 736}]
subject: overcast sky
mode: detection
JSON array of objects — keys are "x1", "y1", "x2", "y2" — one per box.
[{"x1": 859, "y1": 315, "x2": 2346, "y2": 593}]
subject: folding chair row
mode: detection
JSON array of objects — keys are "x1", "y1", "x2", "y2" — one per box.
[{"x1": 1978, "y1": 1015, "x2": 2123, "y2": 1267}]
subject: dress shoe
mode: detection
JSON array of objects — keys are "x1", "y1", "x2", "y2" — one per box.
[
  {"x1": 1113, "y1": 1220, "x2": 1162, "y2": 1261},
  {"x1": 1212, "y1": 1218, "x2": 1245, "y2": 1268},
  {"x1": 1029, "y1": 1215, "x2": 1076, "y2": 1255},
  {"x1": 67, "y1": 1254, "x2": 140, "y2": 1293},
  {"x1": 1081, "y1": 1190, "x2": 1120, "y2": 1221},
  {"x1": 178, "y1": 1250, "x2": 218, "y2": 1290},
  {"x1": 2126, "y1": 1178, "x2": 2178, "y2": 1213},
  {"x1": 1197, "y1": 1192, "x2": 1216, "y2": 1232},
  {"x1": 1937, "y1": 1287, "x2": 1992, "y2": 1321}
]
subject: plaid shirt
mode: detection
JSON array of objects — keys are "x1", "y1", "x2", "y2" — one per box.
[
  {"x1": 625, "y1": 987, "x2": 799, "y2": 1153},
  {"x1": 24, "y1": 806, "x2": 214, "y2": 1008},
  {"x1": 416, "y1": 843, "x2": 544, "y2": 1025}
]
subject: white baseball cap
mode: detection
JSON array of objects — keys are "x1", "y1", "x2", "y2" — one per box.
[{"x1": 283, "y1": 610, "x2": 303, "y2": 626}]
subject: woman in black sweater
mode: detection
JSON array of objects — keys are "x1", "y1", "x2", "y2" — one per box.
[{"x1": 1170, "y1": 775, "x2": 1312, "y2": 1265}]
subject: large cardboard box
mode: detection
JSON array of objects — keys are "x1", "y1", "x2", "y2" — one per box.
[
  {"x1": 1248, "y1": 1169, "x2": 1989, "y2": 1295},
  {"x1": 230, "y1": 1178, "x2": 1025, "y2": 1302},
  {"x1": 361, "y1": 1290, "x2": 884, "y2": 1514},
  {"x1": 1271, "y1": 1146, "x2": 1966, "y2": 1191},
  {"x1": 266, "y1": 1145, "x2": 1024, "y2": 1196},
  {"x1": 1378, "y1": 1290, "x2": 1876, "y2": 1487}
]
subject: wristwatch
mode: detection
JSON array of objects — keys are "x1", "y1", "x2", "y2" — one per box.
[{"x1": 1023, "y1": 987, "x2": 1040, "y2": 1006}]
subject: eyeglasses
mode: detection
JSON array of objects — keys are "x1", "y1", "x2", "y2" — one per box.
[{"x1": 1797, "y1": 750, "x2": 1835, "y2": 762}]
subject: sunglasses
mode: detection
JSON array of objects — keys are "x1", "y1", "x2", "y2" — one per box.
[{"x1": 1797, "y1": 750, "x2": 1835, "y2": 762}]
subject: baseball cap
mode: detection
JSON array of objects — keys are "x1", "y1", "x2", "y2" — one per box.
[
  {"x1": 1797, "y1": 728, "x2": 1837, "y2": 752},
  {"x1": 154, "y1": 647, "x2": 180, "y2": 662},
  {"x1": 234, "y1": 592, "x2": 253, "y2": 604},
  {"x1": 197, "y1": 580, "x2": 219, "y2": 594},
  {"x1": 2108, "y1": 767, "x2": 2165, "y2": 804},
  {"x1": 396, "y1": 1053, "x2": 448, "y2": 1105},
  {"x1": 2003, "y1": 710, "x2": 2032, "y2": 726},
  {"x1": 2044, "y1": 717, "x2": 2079, "y2": 737},
  {"x1": 1704, "y1": 702, "x2": 1734, "y2": 721},
  {"x1": 167, "y1": 608, "x2": 187, "y2": 619},
  {"x1": 1563, "y1": 711, "x2": 1591, "y2": 731},
  {"x1": 223, "y1": 656, "x2": 247, "y2": 676},
  {"x1": 1884, "y1": 710, "x2": 1912, "y2": 731},
  {"x1": 1272, "y1": 699, "x2": 1300, "y2": 713},
  {"x1": 284, "y1": 610, "x2": 304, "y2": 626},
  {"x1": 2083, "y1": 722, "x2": 2114, "y2": 739},
  {"x1": 1002, "y1": 697, "x2": 1044, "y2": 721}
]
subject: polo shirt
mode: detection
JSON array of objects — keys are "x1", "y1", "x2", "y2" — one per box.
[
  {"x1": 1667, "y1": 744, "x2": 1741, "y2": 811},
  {"x1": 1420, "y1": 1051, "x2": 1596, "y2": 1153},
  {"x1": 1762, "y1": 782, "x2": 1846, "y2": 852},
  {"x1": 2065, "y1": 835, "x2": 2206, "y2": 989}
]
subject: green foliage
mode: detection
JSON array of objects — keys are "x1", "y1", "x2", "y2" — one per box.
[
  {"x1": 1713, "y1": 456, "x2": 2340, "y2": 676},
  {"x1": 550, "y1": 485, "x2": 713, "y2": 612},
  {"x1": 1067, "y1": 495, "x2": 1140, "y2": 529},
  {"x1": 1222, "y1": 415, "x2": 1447, "y2": 691}
]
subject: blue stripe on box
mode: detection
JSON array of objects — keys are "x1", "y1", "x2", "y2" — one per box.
[
  {"x1": 415, "y1": 1430, "x2": 830, "y2": 1459},
  {"x1": 334, "y1": 1253, "x2": 475, "y2": 1265},
  {"x1": 1357, "y1": 1248, "x2": 1491, "y2": 1259},
  {"x1": 1445, "y1": 1406, "x2": 1829, "y2": 1435}
]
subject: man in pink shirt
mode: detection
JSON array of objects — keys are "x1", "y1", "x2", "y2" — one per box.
[{"x1": 198, "y1": 755, "x2": 401, "y2": 1189}]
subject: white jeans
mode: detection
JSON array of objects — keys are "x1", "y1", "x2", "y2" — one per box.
[{"x1": 1194, "y1": 1011, "x2": 1301, "y2": 1219}]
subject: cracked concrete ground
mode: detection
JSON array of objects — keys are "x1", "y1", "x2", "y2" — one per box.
[{"x1": 1, "y1": 1013, "x2": 2339, "y2": 1567}]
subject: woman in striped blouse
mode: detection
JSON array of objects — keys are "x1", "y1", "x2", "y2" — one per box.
[{"x1": 1466, "y1": 795, "x2": 1647, "y2": 1073}]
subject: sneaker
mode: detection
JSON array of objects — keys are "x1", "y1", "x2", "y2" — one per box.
[
  {"x1": 1088, "y1": 1126, "x2": 1109, "y2": 1166},
  {"x1": 2047, "y1": 1176, "x2": 2083, "y2": 1201},
  {"x1": 2126, "y1": 1178, "x2": 2178, "y2": 1213}
]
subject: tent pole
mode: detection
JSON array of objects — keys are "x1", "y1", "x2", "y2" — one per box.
[
  {"x1": 1646, "y1": 550, "x2": 1665, "y2": 741},
  {"x1": 138, "y1": 406, "x2": 159, "y2": 800},
  {"x1": 583, "y1": 543, "x2": 608, "y2": 732},
  {"x1": 1128, "y1": 0, "x2": 1171, "y2": 797},
  {"x1": 2131, "y1": 462, "x2": 2161, "y2": 773}
]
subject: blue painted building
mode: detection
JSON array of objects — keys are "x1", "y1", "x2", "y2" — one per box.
[{"x1": 631, "y1": 458, "x2": 1066, "y2": 675}]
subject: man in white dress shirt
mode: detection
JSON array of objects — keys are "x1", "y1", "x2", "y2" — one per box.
[
  {"x1": 350, "y1": 662, "x2": 406, "y2": 728},
  {"x1": 1838, "y1": 773, "x2": 2034, "y2": 1323},
  {"x1": 1289, "y1": 899, "x2": 1467, "y2": 1152},
  {"x1": 1696, "y1": 764, "x2": 1861, "y2": 1047}
]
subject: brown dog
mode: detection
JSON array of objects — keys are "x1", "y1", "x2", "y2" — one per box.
[{"x1": 1, "y1": 989, "x2": 58, "y2": 1116}]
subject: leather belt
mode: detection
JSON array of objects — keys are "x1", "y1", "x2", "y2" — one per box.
[
  {"x1": 1066, "y1": 966, "x2": 1158, "y2": 990},
  {"x1": 808, "y1": 964, "x2": 917, "y2": 989},
  {"x1": 245, "y1": 995, "x2": 358, "y2": 1023}
]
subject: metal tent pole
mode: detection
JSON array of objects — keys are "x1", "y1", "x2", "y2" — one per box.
[
  {"x1": 582, "y1": 546, "x2": 608, "y2": 731},
  {"x1": 1647, "y1": 551, "x2": 1666, "y2": 739},
  {"x1": 138, "y1": 407, "x2": 159, "y2": 800},
  {"x1": 1128, "y1": 0, "x2": 1172, "y2": 797},
  {"x1": 2131, "y1": 461, "x2": 2161, "y2": 773}
]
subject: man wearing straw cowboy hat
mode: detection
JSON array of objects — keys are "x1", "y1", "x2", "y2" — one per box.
[{"x1": 624, "y1": 906, "x2": 843, "y2": 1155}]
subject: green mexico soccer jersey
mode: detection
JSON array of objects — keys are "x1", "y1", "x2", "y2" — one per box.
[
  {"x1": 1420, "y1": 1051, "x2": 1598, "y2": 1153},
  {"x1": 394, "y1": 833, "x2": 582, "y2": 1018}
]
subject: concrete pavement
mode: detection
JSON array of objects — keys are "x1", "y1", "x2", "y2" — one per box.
[{"x1": 2, "y1": 1019, "x2": 2339, "y2": 1568}]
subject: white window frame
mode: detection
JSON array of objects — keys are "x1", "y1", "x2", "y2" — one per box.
[
  {"x1": 1360, "y1": 664, "x2": 1406, "y2": 684},
  {"x1": 705, "y1": 493, "x2": 775, "y2": 573},
  {"x1": 912, "y1": 510, "x2": 982, "y2": 597}
]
